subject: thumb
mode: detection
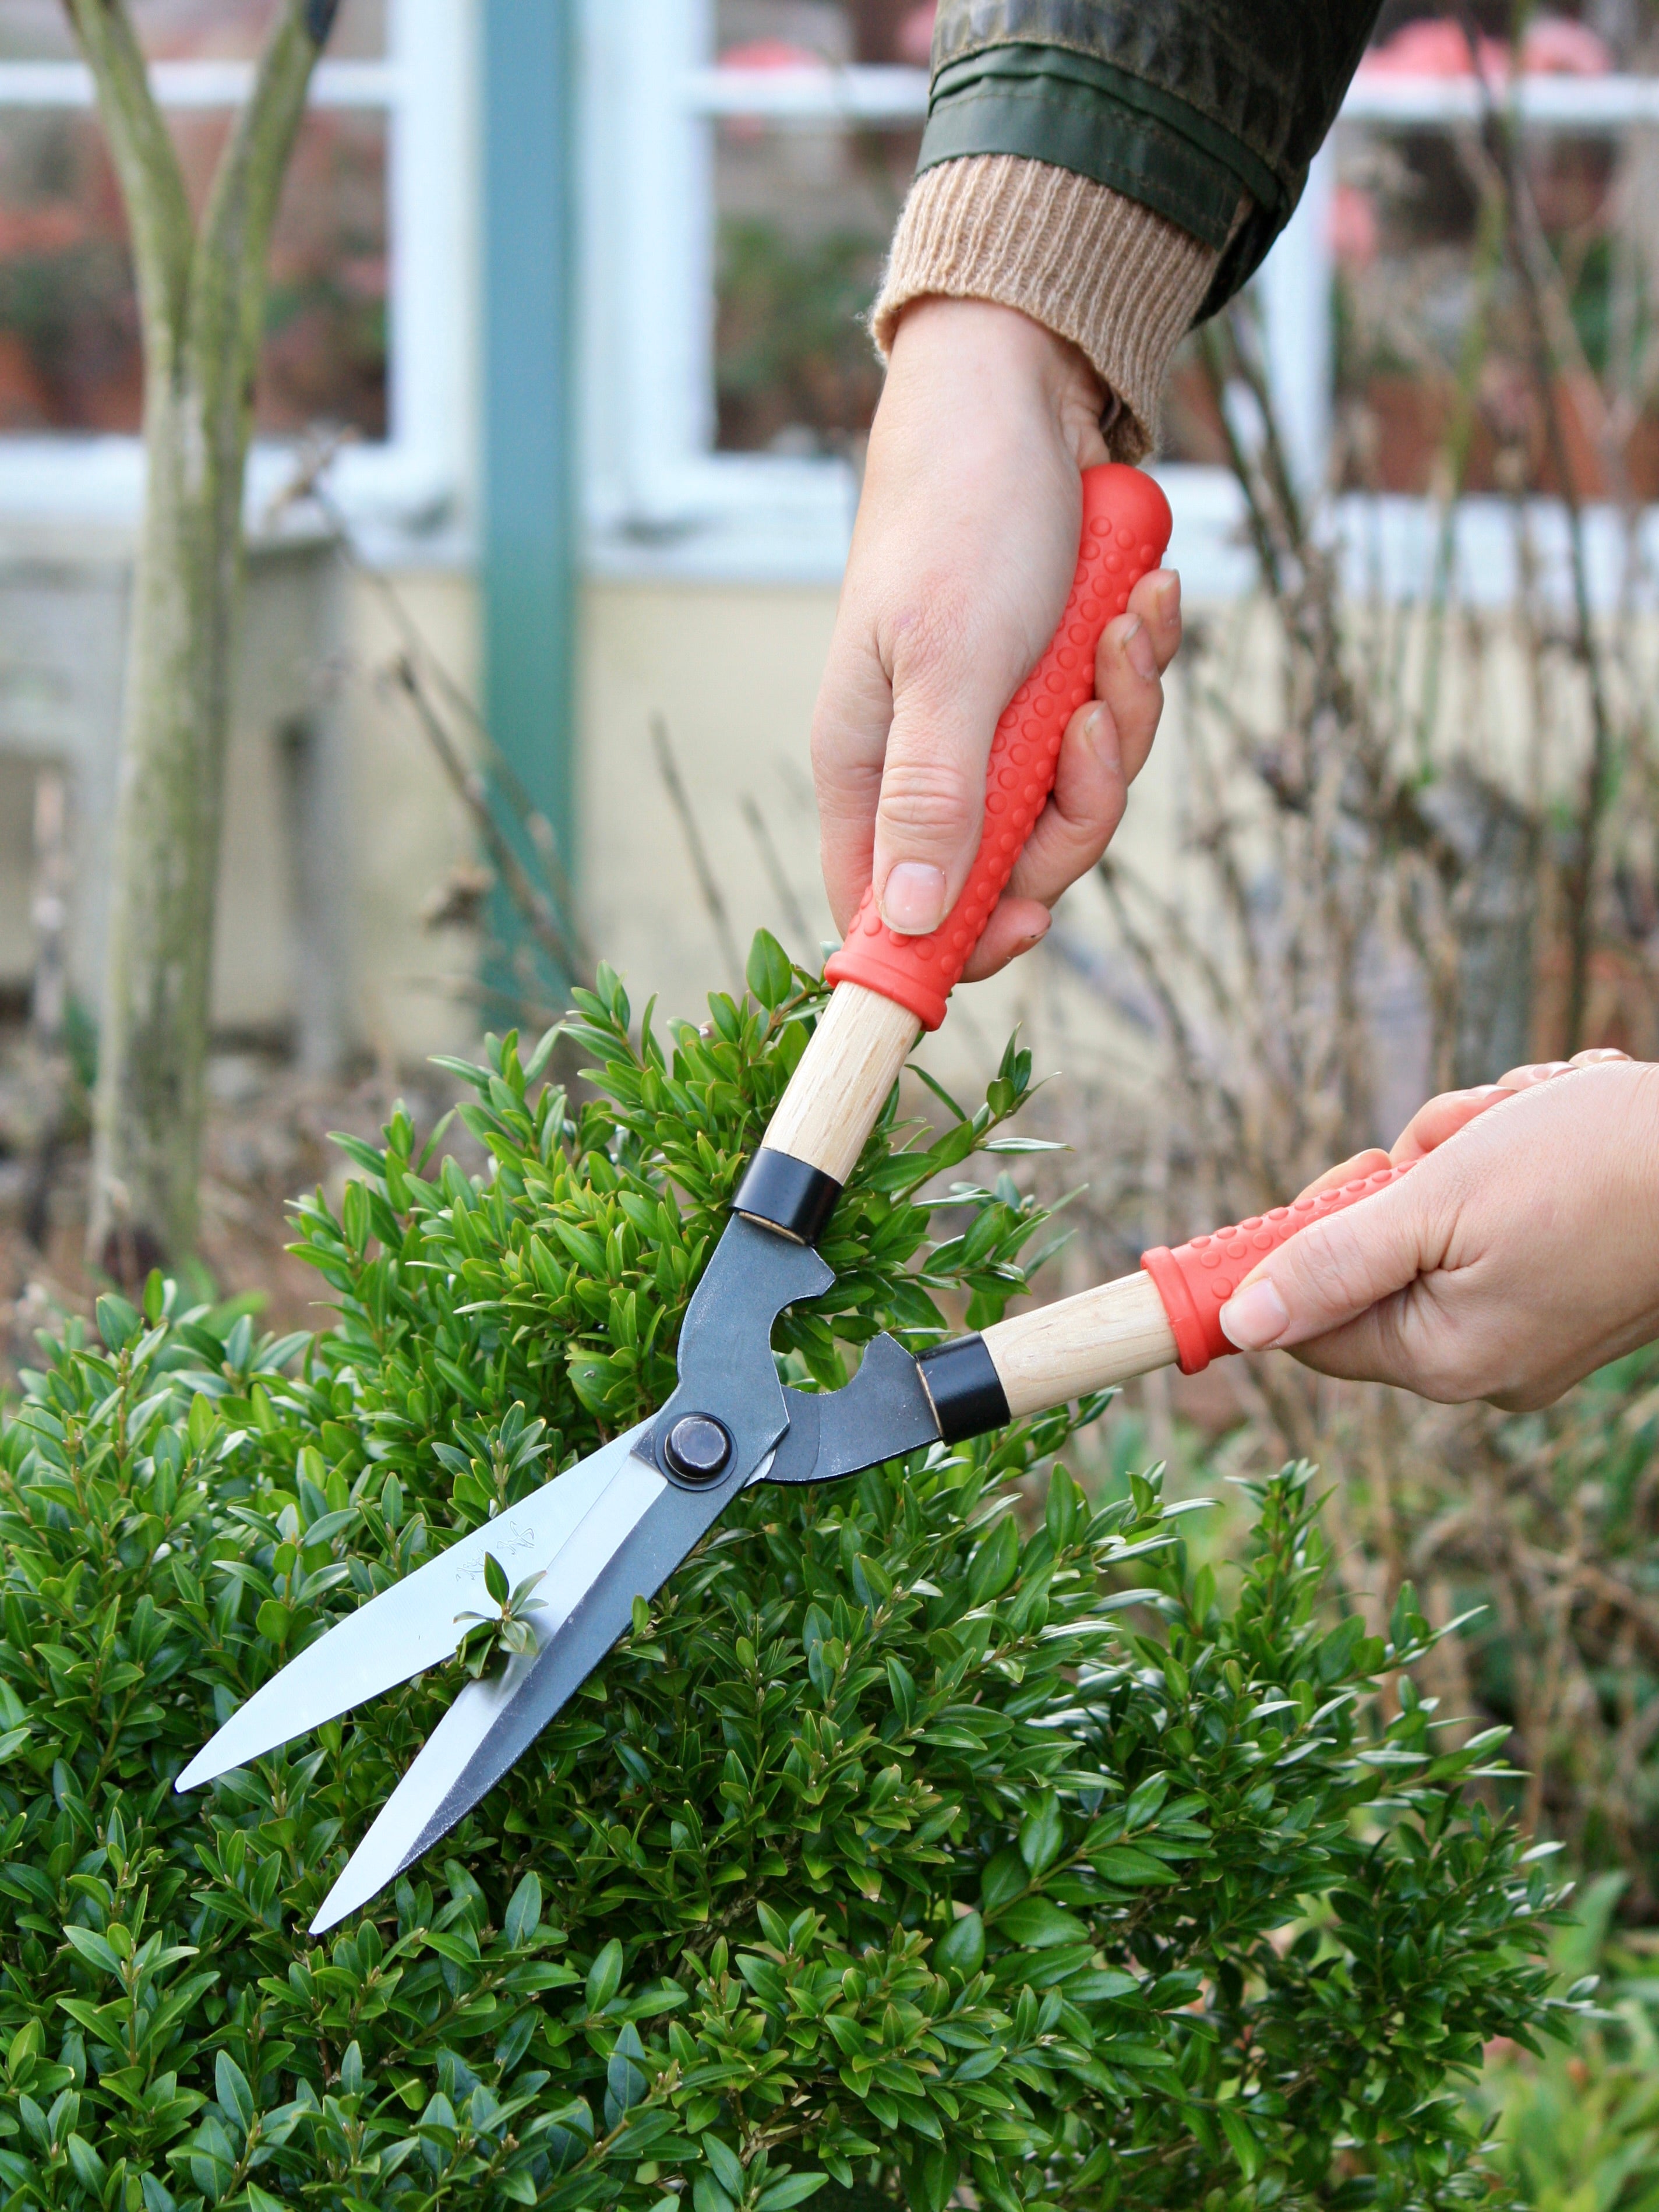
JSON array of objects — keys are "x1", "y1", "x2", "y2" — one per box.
[
  {"x1": 870, "y1": 660, "x2": 1012, "y2": 936},
  {"x1": 1217, "y1": 1177, "x2": 1434, "y2": 1353}
]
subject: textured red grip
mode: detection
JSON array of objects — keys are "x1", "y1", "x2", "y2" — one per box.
[
  {"x1": 825, "y1": 463, "x2": 1173, "y2": 1031},
  {"x1": 1142, "y1": 1160, "x2": 1418, "y2": 1375}
]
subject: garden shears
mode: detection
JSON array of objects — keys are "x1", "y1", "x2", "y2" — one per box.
[{"x1": 178, "y1": 465, "x2": 1412, "y2": 1928}]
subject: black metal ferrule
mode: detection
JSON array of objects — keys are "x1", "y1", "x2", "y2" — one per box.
[
  {"x1": 732, "y1": 1148, "x2": 842, "y2": 1245},
  {"x1": 916, "y1": 1334, "x2": 1011, "y2": 1445}
]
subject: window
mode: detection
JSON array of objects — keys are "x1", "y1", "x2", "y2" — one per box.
[
  {"x1": 0, "y1": 0, "x2": 473, "y2": 559},
  {"x1": 579, "y1": 0, "x2": 926, "y2": 580},
  {"x1": 581, "y1": 2, "x2": 1659, "y2": 604}
]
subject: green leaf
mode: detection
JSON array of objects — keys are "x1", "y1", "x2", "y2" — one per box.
[
  {"x1": 1219, "y1": 2107, "x2": 1261, "y2": 2181},
  {"x1": 996, "y1": 1897, "x2": 1089, "y2": 1948},
  {"x1": 483, "y1": 1551, "x2": 510, "y2": 1606},
  {"x1": 95, "y1": 1293, "x2": 142, "y2": 1352},
  {"x1": 703, "y1": 2136, "x2": 745, "y2": 2196},
  {"x1": 934, "y1": 1911, "x2": 985, "y2": 1978},
  {"x1": 968, "y1": 1512, "x2": 1019, "y2": 1606},
  {"x1": 214, "y1": 2051, "x2": 254, "y2": 2137},
  {"x1": 1019, "y1": 1795, "x2": 1064, "y2": 1877},
  {"x1": 504, "y1": 1872, "x2": 542, "y2": 1948},
  {"x1": 757, "y1": 2177, "x2": 828, "y2": 2210},
  {"x1": 66, "y1": 2134, "x2": 105, "y2": 2190},
  {"x1": 746, "y1": 929, "x2": 793, "y2": 1010},
  {"x1": 587, "y1": 1939, "x2": 624, "y2": 2015},
  {"x1": 61, "y1": 1927, "x2": 121, "y2": 1977}
]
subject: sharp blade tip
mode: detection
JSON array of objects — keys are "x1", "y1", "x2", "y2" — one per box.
[
  {"x1": 175, "y1": 1733, "x2": 245, "y2": 1791},
  {"x1": 308, "y1": 1875, "x2": 362, "y2": 1936}
]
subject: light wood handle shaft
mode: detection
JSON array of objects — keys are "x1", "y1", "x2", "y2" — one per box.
[
  {"x1": 763, "y1": 982, "x2": 922, "y2": 1184},
  {"x1": 980, "y1": 1271, "x2": 1177, "y2": 1419}
]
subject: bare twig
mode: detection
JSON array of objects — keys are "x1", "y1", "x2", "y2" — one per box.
[
  {"x1": 740, "y1": 792, "x2": 814, "y2": 953},
  {"x1": 267, "y1": 447, "x2": 592, "y2": 951},
  {"x1": 388, "y1": 654, "x2": 591, "y2": 989},
  {"x1": 648, "y1": 714, "x2": 745, "y2": 994},
  {"x1": 1457, "y1": 8, "x2": 1620, "y2": 1051}
]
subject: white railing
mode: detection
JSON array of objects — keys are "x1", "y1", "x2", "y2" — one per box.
[
  {"x1": 0, "y1": 58, "x2": 401, "y2": 107},
  {"x1": 683, "y1": 62, "x2": 1659, "y2": 132}
]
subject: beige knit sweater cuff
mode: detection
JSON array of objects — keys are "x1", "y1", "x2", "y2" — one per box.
[{"x1": 872, "y1": 154, "x2": 1226, "y2": 463}]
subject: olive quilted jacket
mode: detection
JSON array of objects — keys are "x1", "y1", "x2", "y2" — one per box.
[{"x1": 922, "y1": 0, "x2": 1385, "y2": 317}]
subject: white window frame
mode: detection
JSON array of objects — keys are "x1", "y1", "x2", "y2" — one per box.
[
  {"x1": 580, "y1": 10, "x2": 1659, "y2": 604},
  {"x1": 0, "y1": 0, "x2": 475, "y2": 563}
]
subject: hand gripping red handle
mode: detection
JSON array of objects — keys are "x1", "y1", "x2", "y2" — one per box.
[
  {"x1": 1142, "y1": 1159, "x2": 1418, "y2": 1375},
  {"x1": 824, "y1": 463, "x2": 1173, "y2": 1031}
]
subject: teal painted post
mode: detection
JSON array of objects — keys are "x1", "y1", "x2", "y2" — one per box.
[{"x1": 481, "y1": 0, "x2": 577, "y2": 1010}]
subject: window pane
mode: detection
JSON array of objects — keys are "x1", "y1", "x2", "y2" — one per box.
[
  {"x1": 714, "y1": 119, "x2": 918, "y2": 453},
  {"x1": 712, "y1": 4, "x2": 931, "y2": 452},
  {"x1": 0, "y1": 0, "x2": 385, "y2": 62},
  {"x1": 1332, "y1": 112, "x2": 1659, "y2": 498},
  {"x1": 1157, "y1": 334, "x2": 1231, "y2": 465},
  {"x1": 0, "y1": 105, "x2": 387, "y2": 440}
]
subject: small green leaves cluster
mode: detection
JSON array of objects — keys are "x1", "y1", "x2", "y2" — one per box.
[
  {"x1": 0, "y1": 938, "x2": 1579, "y2": 2210},
  {"x1": 454, "y1": 1548, "x2": 548, "y2": 1680}
]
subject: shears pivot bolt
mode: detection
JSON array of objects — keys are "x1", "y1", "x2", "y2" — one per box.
[{"x1": 664, "y1": 1414, "x2": 732, "y2": 1483}]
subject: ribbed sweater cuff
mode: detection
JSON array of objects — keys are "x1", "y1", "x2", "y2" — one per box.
[{"x1": 871, "y1": 153, "x2": 1225, "y2": 463}]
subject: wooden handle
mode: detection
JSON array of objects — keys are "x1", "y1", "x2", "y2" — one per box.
[
  {"x1": 761, "y1": 981, "x2": 922, "y2": 1185},
  {"x1": 979, "y1": 1271, "x2": 1176, "y2": 1418},
  {"x1": 924, "y1": 1165, "x2": 1421, "y2": 1442}
]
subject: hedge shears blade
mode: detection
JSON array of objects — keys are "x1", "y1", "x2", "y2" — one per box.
[
  {"x1": 176, "y1": 1423, "x2": 648, "y2": 1794},
  {"x1": 178, "y1": 465, "x2": 1417, "y2": 1934}
]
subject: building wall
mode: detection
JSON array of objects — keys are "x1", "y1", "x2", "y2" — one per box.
[{"x1": 0, "y1": 556, "x2": 1181, "y2": 1102}]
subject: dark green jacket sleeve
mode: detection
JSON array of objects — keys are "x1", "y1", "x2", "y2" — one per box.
[{"x1": 922, "y1": 0, "x2": 1385, "y2": 320}]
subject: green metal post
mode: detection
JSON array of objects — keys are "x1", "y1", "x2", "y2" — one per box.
[{"x1": 481, "y1": 0, "x2": 577, "y2": 1012}]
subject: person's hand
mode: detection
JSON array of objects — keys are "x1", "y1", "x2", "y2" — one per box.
[
  {"x1": 812, "y1": 297, "x2": 1181, "y2": 979},
  {"x1": 1215, "y1": 1050, "x2": 1659, "y2": 1410}
]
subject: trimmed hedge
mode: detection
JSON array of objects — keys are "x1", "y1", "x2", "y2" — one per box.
[{"x1": 0, "y1": 948, "x2": 1576, "y2": 2211}]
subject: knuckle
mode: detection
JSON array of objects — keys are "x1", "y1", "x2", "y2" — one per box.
[
  {"x1": 886, "y1": 589, "x2": 979, "y2": 686},
  {"x1": 876, "y1": 754, "x2": 980, "y2": 843},
  {"x1": 1290, "y1": 1218, "x2": 1374, "y2": 1313}
]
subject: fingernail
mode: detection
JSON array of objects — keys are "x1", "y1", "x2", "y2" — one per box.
[
  {"x1": 1153, "y1": 570, "x2": 1181, "y2": 621},
  {"x1": 1019, "y1": 912, "x2": 1051, "y2": 951},
  {"x1": 880, "y1": 861, "x2": 948, "y2": 934},
  {"x1": 1085, "y1": 702, "x2": 1119, "y2": 764},
  {"x1": 1218, "y1": 1278, "x2": 1290, "y2": 1352},
  {"x1": 1122, "y1": 616, "x2": 1157, "y2": 682}
]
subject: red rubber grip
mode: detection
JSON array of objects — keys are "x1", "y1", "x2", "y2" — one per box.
[
  {"x1": 1142, "y1": 1159, "x2": 1418, "y2": 1375},
  {"x1": 825, "y1": 463, "x2": 1173, "y2": 1031}
]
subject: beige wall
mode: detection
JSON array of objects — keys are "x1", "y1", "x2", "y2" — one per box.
[
  {"x1": 318, "y1": 564, "x2": 485, "y2": 1068},
  {"x1": 0, "y1": 553, "x2": 1176, "y2": 1102}
]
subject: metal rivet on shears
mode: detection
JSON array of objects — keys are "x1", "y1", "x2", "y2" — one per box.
[{"x1": 663, "y1": 1414, "x2": 732, "y2": 1483}]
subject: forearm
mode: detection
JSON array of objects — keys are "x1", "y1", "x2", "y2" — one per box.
[{"x1": 873, "y1": 157, "x2": 1221, "y2": 462}]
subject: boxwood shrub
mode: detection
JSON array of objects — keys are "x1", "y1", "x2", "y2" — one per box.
[{"x1": 0, "y1": 945, "x2": 1579, "y2": 2212}]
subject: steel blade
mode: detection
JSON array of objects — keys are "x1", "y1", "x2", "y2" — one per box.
[
  {"x1": 177, "y1": 1421, "x2": 651, "y2": 1790},
  {"x1": 310, "y1": 1444, "x2": 761, "y2": 1931}
]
